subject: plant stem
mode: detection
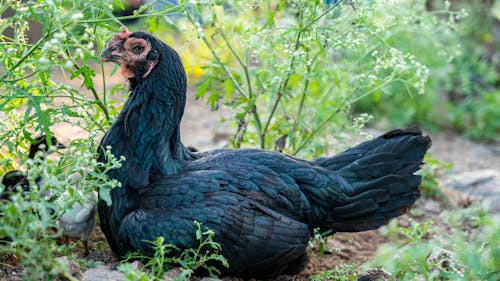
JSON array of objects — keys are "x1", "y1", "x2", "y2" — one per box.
[
  {"x1": 65, "y1": 49, "x2": 110, "y2": 123},
  {"x1": 263, "y1": 0, "x2": 345, "y2": 139},
  {"x1": 187, "y1": 15, "x2": 248, "y2": 99},
  {"x1": 78, "y1": 8, "x2": 181, "y2": 24},
  {"x1": 217, "y1": 30, "x2": 264, "y2": 148},
  {"x1": 292, "y1": 86, "x2": 358, "y2": 155},
  {"x1": 262, "y1": 10, "x2": 305, "y2": 140}
]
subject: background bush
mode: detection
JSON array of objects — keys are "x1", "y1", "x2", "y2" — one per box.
[{"x1": 353, "y1": 0, "x2": 500, "y2": 141}]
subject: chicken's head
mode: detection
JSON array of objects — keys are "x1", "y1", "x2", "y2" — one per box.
[
  {"x1": 101, "y1": 29, "x2": 187, "y2": 97},
  {"x1": 101, "y1": 27, "x2": 160, "y2": 79}
]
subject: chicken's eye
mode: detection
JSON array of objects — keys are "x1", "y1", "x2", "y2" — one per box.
[{"x1": 132, "y1": 45, "x2": 144, "y2": 54}]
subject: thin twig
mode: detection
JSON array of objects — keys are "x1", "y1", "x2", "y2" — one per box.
[{"x1": 187, "y1": 15, "x2": 248, "y2": 99}]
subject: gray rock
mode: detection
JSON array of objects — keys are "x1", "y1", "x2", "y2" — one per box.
[
  {"x1": 163, "y1": 267, "x2": 183, "y2": 281},
  {"x1": 357, "y1": 268, "x2": 391, "y2": 280},
  {"x1": 200, "y1": 278, "x2": 222, "y2": 281},
  {"x1": 55, "y1": 256, "x2": 80, "y2": 276},
  {"x1": 81, "y1": 265, "x2": 125, "y2": 281},
  {"x1": 442, "y1": 169, "x2": 500, "y2": 213},
  {"x1": 130, "y1": 260, "x2": 143, "y2": 270}
]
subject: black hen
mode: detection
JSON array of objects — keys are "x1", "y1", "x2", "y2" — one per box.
[{"x1": 98, "y1": 29, "x2": 431, "y2": 278}]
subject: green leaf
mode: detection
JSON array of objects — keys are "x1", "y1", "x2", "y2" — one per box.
[
  {"x1": 113, "y1": 0, "x2": 125, "y2": 10},
  {"x1": 71, "y1": 66, "x2": 96, "y2": 90},
  {"x1": 99, "y1": 187, "x2": 112, "y2": 206},
  {"x1": 196, "y1": 227, "x2": 202, "y2": 240}
]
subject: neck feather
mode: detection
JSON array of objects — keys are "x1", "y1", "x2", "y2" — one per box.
[{"x1": 101, "y1": 53, "x2": 194, "y2": 190}]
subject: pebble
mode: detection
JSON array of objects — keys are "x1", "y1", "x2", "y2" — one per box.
[
  {"x1": 163, "y1": 267, "x2": 183, "y2": 281},
  {"x1": 442, "y1": 169, "x2": 500, "y2": 213},
  {"x1": 81, "y1": 265, "x2": 125, "y2": 281},
  {"x1": 55, "y1": 256, "x2": 81, "y2": 276}
]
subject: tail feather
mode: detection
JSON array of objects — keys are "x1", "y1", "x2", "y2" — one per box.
[{"x1": 315, "y1": 126, "x2": 431, "y2": 232}]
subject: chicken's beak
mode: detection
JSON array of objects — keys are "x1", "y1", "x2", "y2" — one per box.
[
  {"x1": 56, "y1": 142, "x2": 66, "y2": 150},
  {"x1": 100, "y1": 48, "x2": 113, "y2": 62}
]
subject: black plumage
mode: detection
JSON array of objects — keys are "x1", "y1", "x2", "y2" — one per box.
[{"x1": 98, "y1": 30, "x2": 431, "y2": 278}]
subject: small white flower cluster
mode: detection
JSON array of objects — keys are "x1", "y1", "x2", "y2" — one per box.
[
  {"x1": 39, "y1": 31, "x2": 67, "y2": 65},
  {"x1": 326, "y1": 30, "x2": 368, "y2": 50},
  {"x1": 194, "y1": 21, "x2": 205, "y2": 38},
  {"x1": 70, "y1": 12, "x2": 84, "y2": 21},
  {"x1": 373, "y1": 47, "x2": 429, "y2": 95},
  {"x1": 352, "y1": 113, "x2": 373, "y2": 130}
]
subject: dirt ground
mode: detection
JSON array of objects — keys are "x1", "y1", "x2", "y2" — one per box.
[{"x1": 1, "y1": 68, "x2": 499, "y2": 280}]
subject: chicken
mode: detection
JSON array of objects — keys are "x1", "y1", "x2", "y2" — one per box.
[
  {"x1": 57, "y1": 191, "x2": 97, "y2": 256},
  {"x1": 1, "y1": 135, "x2": 66, "y2": 200},
  {"x1": 98, "y1": 29, "x2": 431, "y2": 278},
  {"x1": 1, "y1": 135, "x2": 65, "y2": 244},
  {"x1": 1, "y1": 135, "x2": 96, "y2": 255}
]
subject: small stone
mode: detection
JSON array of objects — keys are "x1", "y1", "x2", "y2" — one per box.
[
  {"x1": 442, "y1": 169, "x2": 500, "y2": 213},
  {"x1": 357, "y1": 268, "x2": 391, "y2": 281},
  {"x1": 200, "y1": 278, "x2": 222, "y2": 281},
  {"x1": 81, "y1": 265, "x2": 125, "y2": 281},
  {"x1": 163, "y1": 267, "x2": 183, "y2": 281},
  {"x1": 443, "y1": 170, "x2": 499, "y2": 194},
  {"x1": 55, "y1": 256, "x2": 81, "y2": 276},
  {"x1": 130, "y1": 260, "x2": 143, "y2": 270}
]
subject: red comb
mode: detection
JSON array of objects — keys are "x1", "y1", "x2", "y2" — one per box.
[{"x1": 114, "y1": 26, "x2": 131, "y2": 40}]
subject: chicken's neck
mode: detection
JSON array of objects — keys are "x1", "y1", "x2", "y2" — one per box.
[
  {"x1": 102, "y1": 70, "x2": 194, "y2": 192},
  {"x1": 127, "y1": 74, "x2": 194, "y2": 174}
]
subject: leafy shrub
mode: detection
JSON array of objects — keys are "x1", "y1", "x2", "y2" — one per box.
[
  {"x1": 0, "y1": 0, "x2": 133, "y2": 279},
  {"x1": 0, "y1": 136, "x2": 122, "y2": 280},
  {"x1": 354, "y1": 0, "x2": 500, "y2": 141},
  {"x1": 180, "y1": 0, "x2": 439, "y2": 156}
]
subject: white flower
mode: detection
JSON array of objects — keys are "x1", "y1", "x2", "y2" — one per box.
[
  {"x1": 39, "y1": 57, "x2": 49, "y2": 64},
  {"x1": 71, "y1": 12, "x2": 84, "y2": 21}
]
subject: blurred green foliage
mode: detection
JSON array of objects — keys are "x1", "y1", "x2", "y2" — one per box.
[
  {"x1": 354, "y1": 0, "x2": 500, "y2": 141},
  {"x1": 310, "y1": 264, "x2": 358, "y2": 281},
  {"x1": 419, "y1": 155, "x2": 452, "y2": 201}
]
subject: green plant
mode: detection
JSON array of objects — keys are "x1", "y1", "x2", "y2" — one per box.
[
  {"x1": 354, "y1": 0, "x2": 500, "y2": 141},
  {"x1": 384, "y1": 219, "x2": 434, "y2": 244},
  {"x1": 0, "y1": 135, "x2": 122, "y2": 280},
  {"x1": 310, "y1": 264, "x2": 358, "y2": 281},
  {"x1": 419, "y1": 155, "x2": 452, "y2": 201},
  {"x1": 0, "y1": 1, "x2": 173, "y2": 279},
  {"x1": 367, "y1": 204, "x2": 500, "y2": 280},
  {"x1": 308, "y1": 228, "x2": 335, "y2": 258},
  {"x1": 119, "y1": 221, "x2": 228, "y2": 281},
  {"x1": 181, "y1": 0, "x2": 437, "y2": 157}
]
